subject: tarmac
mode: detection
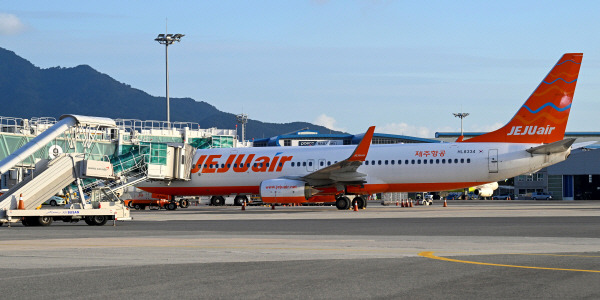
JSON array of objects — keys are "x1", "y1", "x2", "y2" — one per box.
[{"x1": 1, "y1": 200, "x2": 599, "y2": 299}]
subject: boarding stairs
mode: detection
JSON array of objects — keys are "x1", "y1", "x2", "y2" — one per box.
[{"x1": 0, "y1": 154, "x2": 84, "y2": 215}]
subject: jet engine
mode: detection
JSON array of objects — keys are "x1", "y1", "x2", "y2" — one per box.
[
  {"x1": 472, "y1": 182, "x2": 499, "y2": 197},
  {"x1": 259, "y1": 179, "x2": 316, "y2": 204}
]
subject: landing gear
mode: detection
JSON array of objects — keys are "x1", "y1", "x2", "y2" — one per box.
[
  {"x1": 166, "y1": 202, "x2": 177, "y2": 210},
  {"x1": 234, "y1": 195, "x2": 248, "y2": 206},
  {"x1": 335, "y1": 196, "x2": 351, "y2": 210},
  {"x1": 353, "y1": 196, "x2": 366, "y2": 209},
  {"x1": 210, "y1": 196, "x2": 225, "y2": 206}
]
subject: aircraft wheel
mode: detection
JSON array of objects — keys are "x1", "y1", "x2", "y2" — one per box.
[
  {"x1": 354, "y1": 197, "x2": 366, "y2": 209},
  {"x1": 134, "y1": 204, "x2": 143, "y2": 210},
  {"x1": 335, "y1": 196, "x2": 351, "y2": 210},
  {"x1": 213, "y1": 196, "x2": 225, "y2": 206},
  {"x1": 234, "y1": 195, "x2": 247, "y2": 206},
  {"x1": 167, "y1": 202, "x2": 177, "y2": 210}
]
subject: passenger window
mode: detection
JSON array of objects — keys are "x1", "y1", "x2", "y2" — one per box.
[
  {"x1": 309, "y1": 162, "x2": 313, "y2": 166},
  {"x1": 405, "y1": 160, "x2": 409, "y2": 165},
  {"x1": 436, "y1": 159, "x2": 439, "y2": 164},
  {"x1": 398, "y1": 160, "x2": 401, "y2": 165},
  {"x1": 391, "y1": 160, "x2": 395, "y2": 165},
  {"x1": 247, "y1": 163, "x2": 251, "y2": 168},
  {"x1": 424, "y1": 159, "x2": 427, "y2": 164},
  {"x1": 411, "y1": 160, "x2": 415, "y2": 164},
  {"x1": 442, "y1": 159, "x2": 445, "y2": 164},
  {"x1": 454, "y1": 159, "x2": 458, "y2": 163},
  {"x1": 461, "y1": 159, "x2": 464, "y2": 163},
  {"x1": 365, "y1": 161, "x2": 369, "y2": 165},
  {"x1": 227, "y1": 164, "x2": 231, "y2": 168},
  {"x1": 372, "y1": 160, "x2": 375, "y2": 165},
  {"x1": 378, "y1": 160, "x2": 382, "y2": 165},
  {"x1": 320, "y1": 161, "x2": 324, "y2": 166},
  {"x1": 430, "y1": 159, "x2": 433, "y2": 164},
  {"x1": 448, "y1": 159, "x2": 451, "y2": 164},
  {"x1": 467, "y1": 158, "x2": 471, "y2": 163},
  {"x1": 303, "y1": 162, "x2": 306, "y2": 167},
  {"x1": 328, "y1": 161, "x2": 331, "y2": 166},
  {"x1": 385, "y1": 160, "x2": 388, "y2": 165},
  {"x1": 291, "y1": 162, "x2": 295, "y2": 167},
  {"x1": 279, "y1": 162, "x2": 283, "y2": 167},
  {"x1": 221, "y1": 164, "x2": 224, "y2": 168},
  {"x1": 204, "y1": 164, "x2": 208, "y2": 168}
]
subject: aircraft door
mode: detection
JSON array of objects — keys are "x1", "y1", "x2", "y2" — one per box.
[
  {"x1": 306, "y1": 159, "x2": 315, "y2": 172},
  {"x1": 488, "y1": 149, "x2": 498, "y2": 173}
]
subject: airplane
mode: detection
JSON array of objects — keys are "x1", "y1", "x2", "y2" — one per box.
[{"x1": 138, "y1": 53, "x2": 584, "y2": 210}]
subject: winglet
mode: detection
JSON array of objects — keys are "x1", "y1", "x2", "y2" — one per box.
[{"x1": 349, "y1": 126, "x2": 375, "y2": 162}]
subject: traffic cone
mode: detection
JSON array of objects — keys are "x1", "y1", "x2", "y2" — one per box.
[
  {"x1": 271, "y1": 204, "x2": 275, "y2": 210},
  {"x1": 241, "y1": 201, "x2": 246, "y2": 211},
  {"x1": 353, "y1": 202, "x2": 358, "y2": 211},
  {"x1": 17, "y1": 194, "x2": 25, "y2": 210},
  {"x1": 401, "y1": 200, "x2": 405, "y2": 207},
  {"x1": 409, "y1": 200, "x2": 413, "y2": 207},
  {"x1": 396, "y1": 201, "x2": 399, "y2": 206},
  {"x1": 443, "y1": 199, "x2": 448, "y2": 207}
]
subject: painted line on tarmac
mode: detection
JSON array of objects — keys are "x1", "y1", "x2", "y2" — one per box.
[{"x1": 419, "y1": 251, "x2": 600, "y2": 273}]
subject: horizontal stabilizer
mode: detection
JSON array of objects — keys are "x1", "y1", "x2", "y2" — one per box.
[
  {"x1": 526, "y1": 138, "x2": 575, "y2": 155},
  {"x1": 571, "y1": 141, "x2": 597, "y2": 150}
]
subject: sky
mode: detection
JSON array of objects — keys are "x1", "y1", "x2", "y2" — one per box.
[{"x1": 1, "y1": 1, "x2": 599, "y2": 137}]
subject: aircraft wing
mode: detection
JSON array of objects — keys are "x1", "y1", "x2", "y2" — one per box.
[{"x1": 299, "y1": 126, "x2": 375, "y2": 188}]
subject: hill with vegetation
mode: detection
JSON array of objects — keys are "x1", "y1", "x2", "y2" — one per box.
[{"x1": 0, "y1": 47, "x2": 343, "y2": 139}]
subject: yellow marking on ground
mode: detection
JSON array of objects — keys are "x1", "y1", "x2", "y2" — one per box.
[{"x1": 419, "y1": 251, "x2": 600, "y2": 273}]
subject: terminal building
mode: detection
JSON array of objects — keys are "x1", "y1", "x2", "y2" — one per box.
[{"x1": 252, "y1": 129, "x2": 440, "y2": 147}]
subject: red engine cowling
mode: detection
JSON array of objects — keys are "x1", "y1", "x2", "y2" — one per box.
[{"x1": 260, "y1": 179, "x2": 312, "y2": 204}]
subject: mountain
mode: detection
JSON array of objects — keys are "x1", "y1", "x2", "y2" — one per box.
[{"x1": 0, "y1": 47, "x2": 344, "y2": 139}]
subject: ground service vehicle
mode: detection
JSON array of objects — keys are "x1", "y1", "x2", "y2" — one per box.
[
  {"x1": 44, "y1": 195, "x2": 66, "y2": 206},
  {"x1": 531, "y1": 192, "x2": 553, "y2": 200}
]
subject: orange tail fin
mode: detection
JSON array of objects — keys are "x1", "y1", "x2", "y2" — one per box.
[{"x1": 463, "y1": 53, "x2": 582, "y2": 144}]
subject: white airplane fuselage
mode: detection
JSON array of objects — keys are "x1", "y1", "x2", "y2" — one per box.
[{"x1": 138, "y1": 142, "x2": 568, "y2": 196}]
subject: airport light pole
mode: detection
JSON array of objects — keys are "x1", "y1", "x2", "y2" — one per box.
[
  {"x1": 453, "y1": 112, "x2": 469, "y2": 136},
  {"x1": 236, "y1": 113, "x2": 248, "y2": 143},
  {"x1": 155, "y1": 32, "x2": 184, "y2": 126}
]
